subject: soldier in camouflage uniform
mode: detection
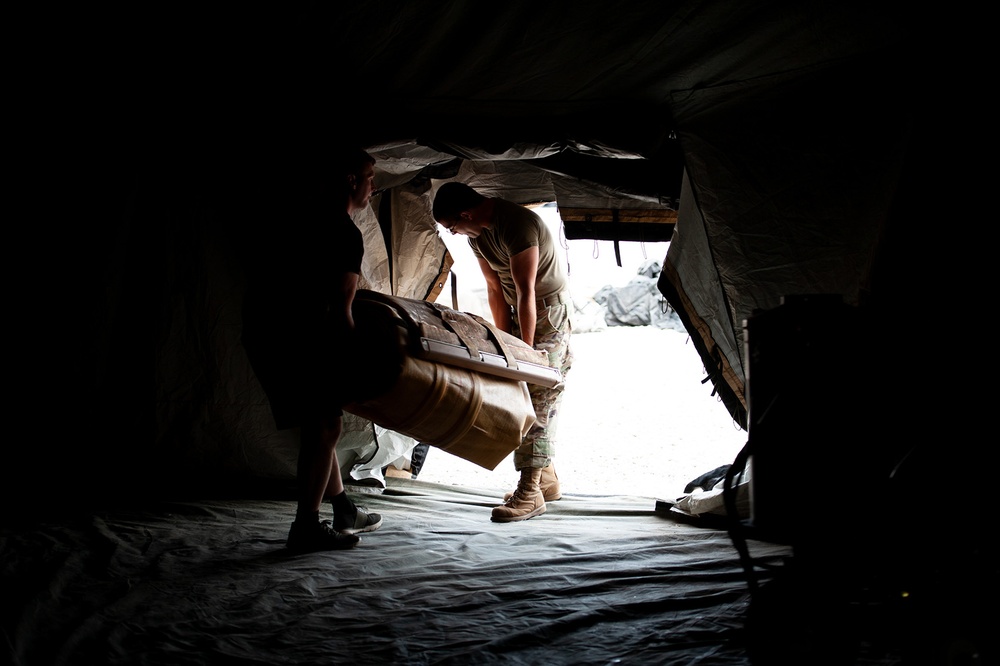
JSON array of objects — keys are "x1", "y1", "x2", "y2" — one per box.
[{"x1": 433, "y1": 181, "x2": 573, "y2": 522}]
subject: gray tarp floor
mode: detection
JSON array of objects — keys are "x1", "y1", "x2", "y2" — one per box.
[{"x1": 4, "y1": 478, "x2": 818, "y2": 665}]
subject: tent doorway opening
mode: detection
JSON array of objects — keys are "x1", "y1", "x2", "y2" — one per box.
[{"x1": 411, "y1": 204, "x2": 747, "y2": 501}]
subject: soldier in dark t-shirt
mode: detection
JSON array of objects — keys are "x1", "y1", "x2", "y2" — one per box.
[{"x1": 242, "y1": 147, "x2": 384, "y2": 553}]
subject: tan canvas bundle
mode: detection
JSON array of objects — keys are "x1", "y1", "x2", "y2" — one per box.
[{"x1": 344, "y1": 290, "x2": 562, "y2": 470}]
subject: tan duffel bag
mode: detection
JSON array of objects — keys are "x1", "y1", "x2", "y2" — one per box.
[{"x1": 344, "y1": 290, "x2": 562, "y2": 470}]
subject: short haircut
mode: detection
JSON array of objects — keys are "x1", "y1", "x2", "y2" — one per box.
[
  {"x1": 337, "y1": 146, "x2": 376, "y2": 177},
  {"x1": 433, "y1": 182, "x2": 486, "y2": 221}
]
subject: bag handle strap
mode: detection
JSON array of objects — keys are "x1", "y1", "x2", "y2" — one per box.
[
  {"x1": 431, "y1": 303, "x2": 482, "y2": 359},
  {"x1": 466, "y1": 313, "x2": 520, "y2": 371}
]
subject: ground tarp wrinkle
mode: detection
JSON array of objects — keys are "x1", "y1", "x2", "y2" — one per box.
[{"x1": 2, "y1": 480, "x2": 794, "y2": 665}]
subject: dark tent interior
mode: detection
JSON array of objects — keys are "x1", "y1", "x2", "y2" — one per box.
[{"x1": 5, "y1": 2, "x2": 992, "y2": 665}]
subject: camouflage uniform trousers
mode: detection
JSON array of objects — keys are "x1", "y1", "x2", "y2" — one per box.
[{"x1": 510, "y1": 296, "x2": 574, "y2": 470}]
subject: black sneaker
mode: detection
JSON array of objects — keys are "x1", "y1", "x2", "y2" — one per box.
[
  {"x1": 333, "y1": 506, "x2": 383, "y2": 536},
  {"x1": 286, "y1": 520, "x2": 360, "y2": 553}
]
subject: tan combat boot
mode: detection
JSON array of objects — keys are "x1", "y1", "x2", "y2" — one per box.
[
  {"x1": 492, "y1": 468, "x2": 546, "y2": 522},
  {"x1": 504, "y1": 463, "x2": 561, "y2": 502}
]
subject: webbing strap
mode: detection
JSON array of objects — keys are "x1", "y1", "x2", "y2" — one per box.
[
  {"x1": 430, "y1": 302, "x2": 481, "y2": 359},
  {"x1": 467, "y1": 313, "x2": 519, "y2": 370}
]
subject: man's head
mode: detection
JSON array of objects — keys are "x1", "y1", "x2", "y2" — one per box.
[
  {"x1": 338, "y1": 147, "x2": 377, "y2": 214},
  {"x1": 433, "y1": 182, "x2": 488, "y2": 237}
]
